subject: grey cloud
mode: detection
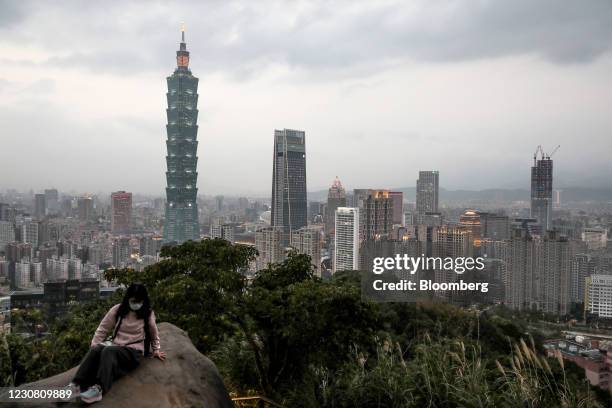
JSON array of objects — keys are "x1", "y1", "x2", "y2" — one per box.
[
  {"x1": 1, "y1": 0, "x2": 611, "y2": 78},
  {"x1": 0, "y1": 0, "x2": 27, "y2": 28}
]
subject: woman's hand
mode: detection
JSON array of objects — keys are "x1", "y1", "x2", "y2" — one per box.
[{"x1": 153, "y1": 350, "x2": 167, "y2": 361}]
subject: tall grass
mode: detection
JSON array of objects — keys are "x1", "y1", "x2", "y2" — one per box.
[{"x1": 311, "y1": 334, "x2": 601, "y2": 407}]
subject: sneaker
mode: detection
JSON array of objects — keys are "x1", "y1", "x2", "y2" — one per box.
[{"x1": 80, "y1": 385, "x2": 103, "y2": 404}]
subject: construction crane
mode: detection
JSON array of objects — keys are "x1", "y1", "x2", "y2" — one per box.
[
  {"x1": 549, "y1": 144, "x2": 560, "y2": 158},
  {"x1": 534, "y1": 144, "x2": 560, "y2": 161}
]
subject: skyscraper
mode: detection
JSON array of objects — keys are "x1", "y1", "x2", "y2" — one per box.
[
  {"x1": 34, "y1": 193, "x2": 46, "y2": 220},
  {"x1": 325, "y1": 177, "x2": 346, "y2": 234},
  {"x1": 77, "y1": 196, "x2": 94, "y2": 222},
  {"x1": 334, "y1": 207, "x2": 360, "y2": 273},
  {"x1": 111, "y1": 191, "x2": 132, "y2": 233},
  {"x1": 531, "y1": 148, "x2": 553, "y2": 231},
  {"x1": 163, "y1": 27, "x2": 200, "y2": 244},
  {"x1": 416, "y1": 171, "x2": 439, "y2": 215},
  {"x1": 271, "y1": 129, "x2": 307, "y2": 244},
  {"x1": 44, "y1": 189, "x2": 59, "y2": 215}
]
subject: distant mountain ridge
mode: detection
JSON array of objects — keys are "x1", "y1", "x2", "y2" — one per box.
[{"x1": 307, "y1": 187, "x2": 612, "y2": 203}]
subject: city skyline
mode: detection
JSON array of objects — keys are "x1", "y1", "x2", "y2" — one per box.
[{"x1": 1, "y1": 1, "x2": 612, "y2": 195}]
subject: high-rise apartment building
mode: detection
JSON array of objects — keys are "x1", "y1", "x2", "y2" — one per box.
[
  {"x1": 531, "y1": 149, "x2": 553, "y2": 231},
  {"x1": 111, "y1": 191, "x2": 132, "y2": 233},
  {"x1": 271, "y1": 129, "x2": 307, "y2": 245},
  {"x1": 572, "y1": 253, "x2": 592, "y2": 304},
  {"x1": 210, "y1": 220, "x2": 235, "y2": 243},
  {"x1": 504, "y1": 230, "x2": 570, "y2": 315},
  {"x1": 334, "y1": 207, "x2": 360, "y2": 273},
  {"x1": 291, "y1": 226, "x2": 323, "y2": 276},
  {"x1": 0, "y1": 221, "x2": 15, "y2": 253},
  {"x1": 15, "y1": 260, "x2": 32, "y2": 289},
  {"x1": 112, "y1": 237, "x2": 132, "y2": 267},
  {"x1": 164, "y1": 28, "x2": 200, "y2": 244},
  {"x1": 359, "y1": 190, "x2": 393, "y2": 241},
  {"x1": 20, "y1": 218, "x2": 39, "y2": 249},
  {"x1": 46, "y1": 255, "x2": 69, "y2": 281},
  {"x1": 416, "y1": 171, "x2": 439, "y2": 215},
  {"x1": 325, "y1": 177, "x2": 347, "y2": 234},
  {"x1": 255, "y1": 226, "x2": 285, "y2": 271},
  {"x1": 389, "y1": 191, "x2": 403, "y2": 225}
]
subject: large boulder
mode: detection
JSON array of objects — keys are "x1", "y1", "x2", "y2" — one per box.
[{"x1": 12, "y1": 323, "x2": 232, "y2": 408}]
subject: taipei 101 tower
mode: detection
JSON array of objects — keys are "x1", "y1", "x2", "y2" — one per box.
[{"x1": 163, "y1": 25, "x2": 200, "y2": 243}]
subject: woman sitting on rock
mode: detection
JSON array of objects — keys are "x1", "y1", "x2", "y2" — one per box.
[{"x1": 68, "y1": 282, "x2": 166, "y2": 404}]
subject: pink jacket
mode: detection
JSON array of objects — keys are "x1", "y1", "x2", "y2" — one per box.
[{"x1": 91, "y1": 304, "x2": 161, "y2": 353}]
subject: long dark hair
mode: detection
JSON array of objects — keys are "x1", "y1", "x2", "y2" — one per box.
[{"x1": 117, "y1": 282, "x2": 152, "y2": 320}]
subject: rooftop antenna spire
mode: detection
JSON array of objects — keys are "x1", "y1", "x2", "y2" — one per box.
[{"x1": 181, "y1": 21, "x2": 185, "y2": 42}]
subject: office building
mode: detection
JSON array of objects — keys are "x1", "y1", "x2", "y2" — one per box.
[
  {"x1": 416, "y1": 171, "x2": 439, "y2": 215},
  {"x1": 139, "y1": 235, "x2": 163, "y2": 257},
  {"x1": 34, "y1": 194, "x2": 46, "y2": 219},
  {"x1": 479, "y1": 212, "x2": 510, "y2": 240},
  {"x1": 0, "y1": 203, "x2": 9, "y2": 222},
  {"x1": 77, "y1": 196, "x2": 94, "y2": 222},
  {"x1": 585, "y1": 275, "x2": 612, "y2": 319},
  {"x1": 111, "y1": 191, "x2": 132, "y2": 233},
  {"x1": 334, "y1": 207, "x2": 360, "y2": 273},
  {"x1": 44, "y1": 189, "x2": 59, "y2": 215},
  {"x1": 271, "y1": 129, "x2": 307, "y2": 245},
  {"x1": 163, "y1": 28, "x2": 201, "y2": 244},
  {"x1": 582, "y1": 228, "x2": 607, "y2": 251}
]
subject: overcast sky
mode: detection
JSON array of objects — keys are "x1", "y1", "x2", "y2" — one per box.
[{"x1": 1, "y1": 0, "x2": 611, "y2": 196}]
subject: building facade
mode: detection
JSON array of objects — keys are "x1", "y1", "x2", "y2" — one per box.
[
  {"x1": 531, "y1": 150, "x2": 553, "y2": 231},
  {"x1": 163, "y1": 28, "x2": 201, "y2": 244},
  {"x1": 334, "y1": 207, "x2": 360, "y2": 273},
  {"x1": 291, "y1": 226, "x2": 323, "y2": 276},
  {"x1": 111, "y1": 191, "x2": 132, "y2": 233},
  {"x1": 325, "y1": 177, "x2": 347, "y2": 234},
  {"x1": 255, "y1": 226, "x2": 285, "y2": 271},
  {"x1": 416, "y1": 171, "x2": 439, "y2": 215},
  {"x1": 271, "y1": 129, "x2": 307, "y2": 245}
]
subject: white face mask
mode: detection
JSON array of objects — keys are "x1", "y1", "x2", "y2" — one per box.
[{"x1": 129, "y1": 301, "x2": 143, "y2": 311}]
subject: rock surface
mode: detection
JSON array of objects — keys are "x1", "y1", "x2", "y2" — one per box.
[{"x1": 12, "y1": 323, "x2": 232, "y2": 408}]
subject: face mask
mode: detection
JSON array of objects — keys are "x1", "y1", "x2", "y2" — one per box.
[{"x1": 129, "y1": 301, "x2": 143, "y2": 311}]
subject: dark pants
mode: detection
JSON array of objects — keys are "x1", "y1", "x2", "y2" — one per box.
[{"x1": 73, "y1": 345, "x2": 142, "y2": 393}]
